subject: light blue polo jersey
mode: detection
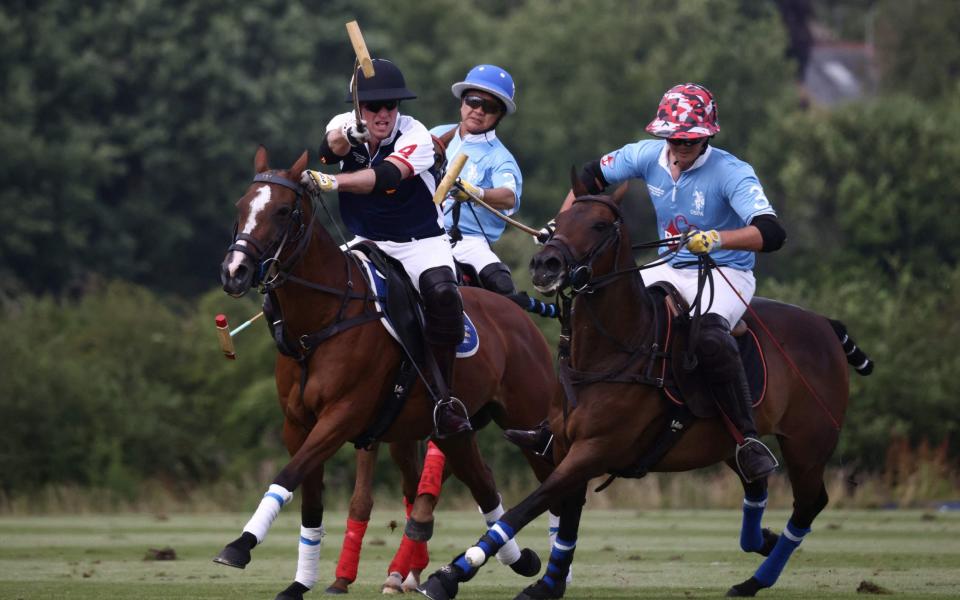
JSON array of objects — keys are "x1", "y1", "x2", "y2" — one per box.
[
  {"x1": 430, "y1": 125, "x2": 522, "y2": 243},
  {"x1": 599, "y1": 139, "x2": 776, "y2": 270}
]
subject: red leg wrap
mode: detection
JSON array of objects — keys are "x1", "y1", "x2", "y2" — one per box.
[
  {"x1": 410, "y1": 535, "x2": 430, "y2": 571},
  {"x1": 388, "y1": 534, "x2": 416, "y2": 576},
  {"x1": 335, "y1": 517, "x2": 368, "y2": 582},
  {"x1": 417, "y1": 441, "x2": 446, "y2": 498}
]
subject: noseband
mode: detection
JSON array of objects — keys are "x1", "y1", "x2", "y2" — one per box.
[
  {"x1": 544, "y1": 195, "x2": 624, "y2": 293},
  {"x1": 228, "y1": 171, "x2": 313, "y2": 289}
]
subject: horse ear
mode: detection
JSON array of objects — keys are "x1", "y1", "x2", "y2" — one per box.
[
  {"x1": 610, "y1": 182, "x2": 628, "y2": 205},
  {"x1": 291, "y1": 150, "x2": 309, "y2": 180},
  {"x1": 570, "y1": 165, "x2": 588, "y2": 198},
  {"x1": 254, "y1": 145, "x2": 269, "y2": 173}
]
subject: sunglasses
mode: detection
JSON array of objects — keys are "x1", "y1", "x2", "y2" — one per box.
[
  {"x1": 462, "y1": 95, "x2": 502, "y2": 115},
  {"x1": 667, "y1": 137, "x2": 705, "y2": 147},
  {"x1": 362, "y1": 100, "x2": 399, "y2": 112}
]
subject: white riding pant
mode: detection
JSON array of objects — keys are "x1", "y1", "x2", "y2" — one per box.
[
  {"x1": 451, "y1": 235, "x2": 503, "y2": 274},
  {"x1": 642, "y1": 262, "x2": 755, "y2": 328},
  {"x1": 345, "y1": 234, "x2": 456, "y2": 292}
]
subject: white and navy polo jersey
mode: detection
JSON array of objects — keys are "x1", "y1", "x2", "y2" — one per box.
[{"x1": 326, "y1": 112, "x2": 443, "y2": 242}]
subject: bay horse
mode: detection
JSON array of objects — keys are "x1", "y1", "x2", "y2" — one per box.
[
  {"x1": 215, "y1": 147, "x2": 556, "y2": 599},
  {"x1": 420, "y1": 180, "x2": 873, "y2": 599}
]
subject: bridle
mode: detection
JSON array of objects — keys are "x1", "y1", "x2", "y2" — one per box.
[
  {"x1": 228, "y1": 171, "x2": 313, "y2": 290},
  {"x1": 543, "y1": 195, "x2": 626, "y2": 294}
]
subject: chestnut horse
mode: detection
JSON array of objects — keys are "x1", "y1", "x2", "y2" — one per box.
[
  {"x1": 421, "y1": 184, "x2": 873, "y2": 600},
  {"x1": 214, "y1": 147, "x2": 555, "y2": 599}
]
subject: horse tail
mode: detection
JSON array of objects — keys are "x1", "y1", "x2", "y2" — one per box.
[{"x1": 828, "y1": 319, "x2": 874, "y2": 376}]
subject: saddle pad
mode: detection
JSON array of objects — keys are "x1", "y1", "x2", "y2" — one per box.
[{"x1": 353, "y1": 251, "x2": 479, "y2": 358}]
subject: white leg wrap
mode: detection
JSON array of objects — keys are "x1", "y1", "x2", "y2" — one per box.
[
  {"x1": 547, "y1": 511, "x2": 573, "y2": 583},
  {"x1": 243, "y1": 484, "x2": 293, "y2": 543},
  {"x1": 294, "y1": 525, "x2": 324, "y2": 589},
  {"x1": 480, "y1": 500, "x2": 520, "y2": 565}
]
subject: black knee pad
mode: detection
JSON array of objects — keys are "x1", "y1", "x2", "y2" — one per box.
[
  {"x1": 419, "y1": 266, "x2": 464, "y2": 345},
  {"x1": 697, "y1": 314, "x2": 740, "y2": 378},
  {"x1": 478, "y1": 262, "x2": 517, "y2": 296}
]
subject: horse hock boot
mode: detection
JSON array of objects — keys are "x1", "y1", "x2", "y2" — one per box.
[
  {"x1": 699, "y1": 315, "x2": 778, "y2": 483},
  {"x1": 421, "y1": 267, "x2": 471, "y2": 439}
]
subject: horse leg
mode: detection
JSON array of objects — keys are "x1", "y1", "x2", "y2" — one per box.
[
  {"x1": 326, "y1": 445, "x2": 379, "y2": 594},
  {"x1": 514, "y1": 483, "x2": 587, "y2": 600},
  {"x1": 429, "y1": 433, "x2": 540, "y2": 577},
  {"x1": 727, "y1": 438, "x2": 831, "y2": 597},
  {"x1": 420, "y1": 442, "x2": 606, "y2": 600},
  {"x1": 383, "y1": 441, "x2": 439, "y2": 593},
  {"x1": 274, "y1": 464, "x2": 327, "y2": 600},
  {"x1": 214, "y1": 408, "x2": 353, "y2": 570},
  {"x1": 724, "y1": 459, "x2": 778, "y2": 557},
  {"x1": 517, "y1": 450, "x2": 572, "y2": 585}
]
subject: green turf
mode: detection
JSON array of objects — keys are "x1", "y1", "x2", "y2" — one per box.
[{"x1": 1, "y1": 509, "x2": 958, "y2": 599}]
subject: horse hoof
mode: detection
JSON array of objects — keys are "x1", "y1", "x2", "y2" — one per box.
[
  {"x1": 726, "y1": 577, "x2": 763, "y2": 597},
  {"x1": 759, "y1": 528, "x2": 779, "y2": 557},
  {"x1": 402, "y1": 571, "x2": 422, "y2": 593},
  {"x1": 325, "y1": 577, "x2": 351, "y2": 594},
  {"x1": 275, "y1": 581, "x2": 309, "y2": 600},
  {"x1": 509, "y1": 548, "x2": 542, "y2": 577},
  {"x1": 513, "y1": 578, "x2": 565, "y2": 600},
  {"x1": 382, "y1": 571, "x2": 404, "y2": 594},
  {"x1": 419, "y1": 566, "x2": 460, "y2": 600},
  {"x1": 405, "y1": 517, "x2": 434, "y2": 542},
  {"x1": 212, "y1": 543, "x2": 250, "y2": 569}
]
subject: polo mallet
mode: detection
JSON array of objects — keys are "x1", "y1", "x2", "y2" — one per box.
[
  {"x1": 215, "y1": 311, "x2": 264, "y2": 360},
  {"x1": 433, "y1": 153, "x2": 541, "y2": 238},
  {"x1": 346, "y1": 21, "x2": 374, "y2": 132}
]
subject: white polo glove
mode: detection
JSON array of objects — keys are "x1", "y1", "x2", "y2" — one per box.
[
  {"x1": 340, "y1": 118, "x2": 370, "y2": 148},
  {"x1": 451, "y1": 178, "x2": 484, "y2": 202},
  {"x1": 301, "y1": 170, "x2": 338, "y2": 195},
  {"x1": 686, "y1": 229, "x2": 722, "y2": 254}
]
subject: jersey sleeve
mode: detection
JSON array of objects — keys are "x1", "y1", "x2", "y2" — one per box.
[
  {"x1": 325, "y1": 112, "x2": 353, "y2": 134},
  {"x1": 491, "y1": 156, "x2": 522, "y2": 215},
  {"x1": 389, "y1": 117, "x2": 435, "y2": 176},
  {"x1": 598, "y1": 140, "x2": 659, "y2": 186},
  {"x1": 724, "y1": 164, "x2": 777, "y2": 223}
]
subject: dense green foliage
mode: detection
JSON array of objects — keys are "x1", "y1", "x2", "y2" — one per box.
[{"x1": 1, "y1": 0, "x2": 957, "y2": 498}]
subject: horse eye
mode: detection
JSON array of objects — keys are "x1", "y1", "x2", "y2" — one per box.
[
  {"x1": 276, "y1": 205, "x2": 292, "y2": 218},
  {"x1": 591, "y1": 221, "x2": 609, "y2": 232}
]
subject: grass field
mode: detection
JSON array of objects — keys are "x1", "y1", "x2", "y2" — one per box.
[{"x1": 1, "y1": 508, "x2": 958, "y2": 599}]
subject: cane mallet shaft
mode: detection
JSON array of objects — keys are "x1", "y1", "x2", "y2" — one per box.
[
  {"x1": 433, "y1": 153, "x2": 469, "y2": 205},
  {"x1": 346, "y1": 21, "x2": 374, "y2": 78},
  {"x1": 215, "y1": 312, "x2": 265, "y2": 360},
  {"x1": 451, "y1": 180, "x2": 541, "y2": 237}
]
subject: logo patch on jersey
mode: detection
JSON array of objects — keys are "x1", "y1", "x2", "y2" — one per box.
[
  {"x1": 600, "y1": 153, "x2": 616, "y2": 167},
  {"x1": 352, "y1": 151, "x2": 368, "y2": 165},
  {"x1": 691, "y1": 189, "x2": 705, "y2": 216},
  {"x1": 465, "y1": 162, "x2": 479, "y2": 184},
  {"x1": 647, "y1": 184, "x2": 665, "y2": 198},
  {"x1": 663, "y1": 215, "x2": 690, "y2": 251}
]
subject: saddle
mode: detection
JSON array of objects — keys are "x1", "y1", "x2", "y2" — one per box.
[{"x1": 648, "y1": 282, "x2": 767, "y2": 418}]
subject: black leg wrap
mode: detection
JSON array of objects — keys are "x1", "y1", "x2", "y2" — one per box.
[
  {"x1": 275, "y1": 581, "x2": 309, "y2": 600},
  {"x1": 514, "y1": 578, "x2": 566, "y2": 600},
  {"x1": 509, "y1": 547, "x2": 542, "y2": 577},
  {"x1": 405, "y1": 517, "x2": 435, "y2": 542},
  {"x1": 420, "y1": 563, "x2": 465, "y2": 600},
  {"x1": 727, "y1": 577, "x2": 765, "y2": 597},
  {"x1": 212, "y1": 531, "x2": 257, "y2": 569}
]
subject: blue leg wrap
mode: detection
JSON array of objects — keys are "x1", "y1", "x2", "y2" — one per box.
[
  {"x1": 753, "y1": 520, "x2": 810, "y2": 587},
  {"x1": 542, "y1": 536, "x2": 576, "y2": 590},
  {"x1": 740, "y1": 492, "x2": 768, "y2": 552},
  {"x1": 453, "y1": 520, "x2": 515, "y2": 575}
]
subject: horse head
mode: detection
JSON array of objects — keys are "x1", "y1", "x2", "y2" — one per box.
[
  {"x1": 221, "y1": 146, "x2": 309, "y2": 297},
  {"x1": 530, "y1": 168, "x2": 628, "y2": 294}
]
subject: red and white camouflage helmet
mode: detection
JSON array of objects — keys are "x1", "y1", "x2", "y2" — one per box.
[{"x1": 644, "y1": 83, "x2": 720, "y2": 139}]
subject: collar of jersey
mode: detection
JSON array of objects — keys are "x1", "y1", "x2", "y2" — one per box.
[
  {"x1": 458, "y1": 128, "x2": 498, "y2": 145},
  {"x1": 657, "y1": 141, "x2": 712, "y2": 174}
]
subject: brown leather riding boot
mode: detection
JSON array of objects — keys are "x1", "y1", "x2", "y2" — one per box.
[{"x1": 430, "y1": 343, "x2": 472, "y2": 439}]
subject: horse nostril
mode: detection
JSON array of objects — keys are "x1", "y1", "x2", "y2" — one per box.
[{"x1": 544, "y1": 256, "x2": 562, "y2": 275}]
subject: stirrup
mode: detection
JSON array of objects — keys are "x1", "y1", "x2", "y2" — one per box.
[
  {"x1": 735, "y1": 438, "x2": 779, "y2": 483},
  {"x1": 433, "y1": 396, "x2": 471, "y2": 439}
]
